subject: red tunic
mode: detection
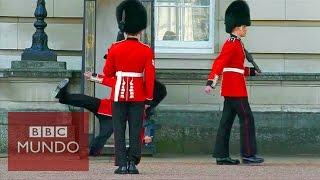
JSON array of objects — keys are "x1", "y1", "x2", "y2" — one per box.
[
  {"x1": 103, "y1": 38, "x2": 155, "y2": 102},
  {"x1": 97, "y1": 99, "x2": 112, "y2": 116},
  {"x1": 207, "y1": 35, "x2": 254, "y2": 97}
]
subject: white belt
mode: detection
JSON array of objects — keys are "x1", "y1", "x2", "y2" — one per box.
[
  {"x1": 223, "y1": 68, "x2": 244, "y2": 74},
  {"x1": 114, "y1": 71, "x2": 143, "y2": 102}
]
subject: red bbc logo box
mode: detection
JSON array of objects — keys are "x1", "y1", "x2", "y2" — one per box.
[{"x1": 8, "y1": 112, "x2": 89, "y2": 171}]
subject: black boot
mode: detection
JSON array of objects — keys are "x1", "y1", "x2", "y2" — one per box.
[
  {"x1": 88, "y1": 148, "x2": 102, "y2": 157},
  {"x1": 114, "y1": 166, "x2": 128, "y2": 174},
  {"x1": 242, "y1": 155, "x2": 264, "y2": 165},
  {"x1": 216, "y1": 157, "x2": 240, "y2": 165},
  {"x1": 127, "y1": 161, "x2": 139, "y2": 174},
  {"x1": 53, "y1": 78, "x2": 69, "y2": 99}
]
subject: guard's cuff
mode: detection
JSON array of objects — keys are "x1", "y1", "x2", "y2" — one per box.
[
  {"x1": 90, "y1": 73, "x2": 103, "y2": 83},
  {"x1": 206, "y1": 80, "x2": 214, "y2": 88}
]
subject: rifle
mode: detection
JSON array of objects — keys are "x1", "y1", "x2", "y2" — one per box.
[{"x1": 244, "y1": 49, "x2": 262, "y2": 73}]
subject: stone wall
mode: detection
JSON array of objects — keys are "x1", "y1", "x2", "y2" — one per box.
[
  {"x1": 0, "y1": 0, "x2": 83, "y2": 70},
  {"x1": 1, "y1": 0, "x2": 320, "y2": 72},
  {"x1": 154, "y1": 71, "x2": 320, "y2": 155},
  {"x1": 155, "y1": 106, "x2": 320, "y2": 155},
  {"x1": 0, "y1": 69, "x2": 81, "y2": 153}
]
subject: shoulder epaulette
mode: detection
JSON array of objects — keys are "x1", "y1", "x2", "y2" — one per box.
[
  {"x1": 227, "y1": 37, "x2": 241, "y2": 42},
  {"x1": 228, "y1": 37, "x2": 236, "y2": 42},
  {"x1": 112, "y1": 39, "x2": 126, "y2": 45},
  {"x1": 227, "y1": 35, "x2": 241, "y2": 43},
  {"x1": 138, "y1": 41, "x2": 151, "y2": 48}
]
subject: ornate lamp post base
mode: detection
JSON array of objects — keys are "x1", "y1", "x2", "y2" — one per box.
[
  {"x1": 11, "y1": 60, "x2": 66, "y2": 70},
  {"x1": 21, "y1": 48, "x2": 57, "y2": 62},
  {"x1": 12, "y1": 0, "x2": 65, "y2": 70}
]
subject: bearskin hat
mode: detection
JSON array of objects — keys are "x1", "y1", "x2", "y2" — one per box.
[
  {"x1": 225, "y1": 0, "x2": 251, "y2": 33},
  {"x1": 116, "y1": 0, "x2": 147, "y2": 34}
]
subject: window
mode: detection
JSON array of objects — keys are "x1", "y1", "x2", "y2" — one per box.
[{"x1": 155, "y1": 0, "x2": 214, "y2": 54}]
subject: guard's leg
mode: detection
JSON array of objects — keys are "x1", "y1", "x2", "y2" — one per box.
[
  {"x1": 127, "y1": 102, "x2": 144, "y2": 165},
  {"x1": 59, "y1": 94, "x2": 100, "y2": 114},
  {"x1": 213, "y1": 98, "x2": 237, "y2": 158},
  {"x1": 113, "y1": 102, "x2": 128, "y2": 167},
  {"x1": 89, "y1": 115, "x2": 113, "y2": 156},
  {"x1": 233, "y1": 98, "x2": 257, "y2": 157}
]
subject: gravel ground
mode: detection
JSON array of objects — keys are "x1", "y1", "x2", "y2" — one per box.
[{"x1": 1, "y1": 155, "x2": 320, "y2": 180}]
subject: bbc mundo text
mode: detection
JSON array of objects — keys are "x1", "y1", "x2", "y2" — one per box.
[{"x1": 17, "y1": 126, "x2": 80, "y2": 154}]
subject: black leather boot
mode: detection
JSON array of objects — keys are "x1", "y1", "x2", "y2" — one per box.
[
  {"x1": 242, "y1": 155, "x2": 264, "y2": 165},
  {"x1": 53, "y1": 78, "x2": 69, "y2": 99},
  {"x1": 114, "y1": 166, "x2": 128, "y2": 174},
  {"x1": 216, "y1": 157, "x2": 240, "y2": 165},
  {"x1": 127, "y1": 161, "x2": 139, "y2": 174}
]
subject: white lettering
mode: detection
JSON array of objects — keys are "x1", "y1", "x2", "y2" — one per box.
[
  {"x1": 43, "y1": 126, "x2": 54, "y2": 137},
  {"x1": 17, "y1": 141, "x2": 28, "y2": 153},
  {"x1": 55, "y1": 126, "x2": 67, "y2": 138},
  {"x1": 67, "y1": 141, "x2": 79, "y2": 153},
  {"x1": 30, "y1": 141, "x2": 41, "y2": 153},
  {"x1": 42, "y1": 141, "x2": 54, "y2": 153},
  {"x1": 29, "y1": 126, "x2": 41, "y2": 138},
  {"x1": 54, "y1": 141, "x2": 66, "y2": 153}
]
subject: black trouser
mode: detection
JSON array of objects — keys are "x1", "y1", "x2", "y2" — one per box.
[
  {"x1": 59, "y1": 93, "x2": 100, "y2": 113},
  {"x1": 59, "y1": 93, "x2": 114, "y2": 153},
  {"x1": 90, "y1": 115, "x2": 113, "y2": 154},
  {"x1": 113, "y1": 102, "x2": 144, "y2": 166},
  {"x1": 213, "y1": 97, "x2": 257, "y2": 158}
]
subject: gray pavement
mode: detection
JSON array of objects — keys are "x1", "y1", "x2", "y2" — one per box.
[{"x1": 1, "y1": 155, "x2": 320, "y2": 180}]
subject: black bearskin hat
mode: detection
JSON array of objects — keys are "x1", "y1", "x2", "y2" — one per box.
[
  {"x1": 225, "y1": 0, "x2": 251, "y2": 33},
  {"x1": 116, "y1": 0, "x2": 147, "y2": 34}
]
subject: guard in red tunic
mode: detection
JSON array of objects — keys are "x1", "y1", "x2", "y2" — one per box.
[
  {"x1": 53, "y1": 77, "x2": 166, "y2": 158},
  {"x1": 53, "y1": 76, "x2": 115, "y2": 156},
  {"x1": 103, "y1": 0, "x2": 155, "y2": 174},
  {"x1": 205, "y1": 0, "x2": 264, "y2": 165}
]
